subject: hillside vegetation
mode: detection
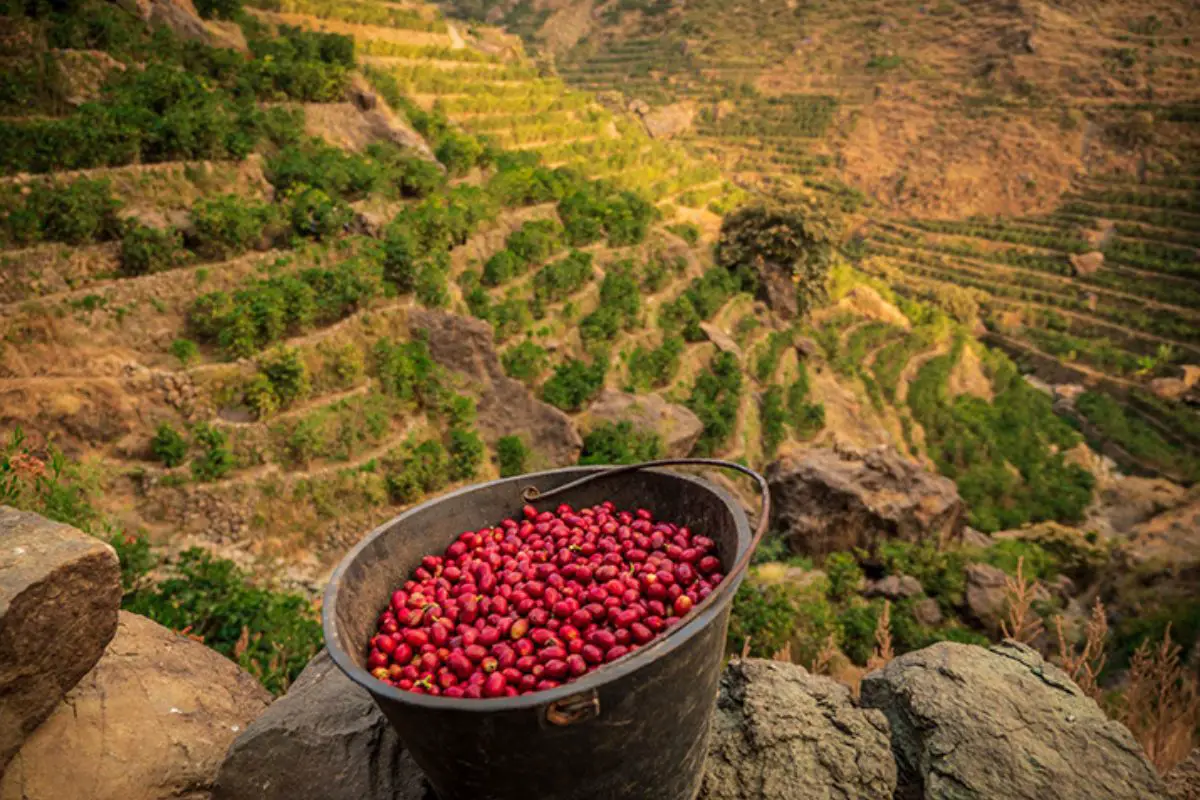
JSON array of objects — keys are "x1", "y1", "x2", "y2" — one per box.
[{"x1": 0, "y1": 0, "x2": 1197, "y2": 745}]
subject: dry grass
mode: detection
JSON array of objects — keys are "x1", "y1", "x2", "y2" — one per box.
[
  {"x1": 867, "y1": 599, "x2": 895, "y2": 672},
  {"x1": 1053, "y1": 597, "x2": 1108, "y2": 701},
  {"x1": 1000, "y1": 555, "x2": 1044, "y2": 645},
  {"x1": 1118, "y1": 624, "x2": 1200, "y2": 775},
  {"x1": 810, "y1": 632, "x2": 838, "y2": 676}
]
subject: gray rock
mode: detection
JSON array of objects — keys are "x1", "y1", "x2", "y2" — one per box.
[
  {"x1": 583, "y1": 389, "x2": 704, "y2": 458},
  {"x1": 2, "y1": 612, "x2": 270, "y2": 800},
  {"x1": 1167, "y1": 748, "x2": 1200, "y2": 800},
  {"x1": 864, "y1": 574, "x2": 923, "y2": 600},
  {"x1": 699, "y1": 322, "x2": 743, "y2": 359},
  {"x1": 911, "y1": 597, "x2": 943, "y2": 627},
  {"x1": 700, "y1": 659, "x2": 897, "y2": 800},
  {"x1": 767, "y1": 446, "x2": 965, "y2": 557},
  {"x1": 963, "y1": 562, "x2": 1008, "y2": 632},
  {"x1": 0, "y1": 507, "x2": 121, "y2": 772},
  {"x1": 860, "y1": 641, "x2": 1166, "y2": 800},
  {"x1": 794, "y1": 337, "x2": 821, "y2": 359},
  {"x1": 213, "y1": 650, "x2": 429, "y2": 800}
]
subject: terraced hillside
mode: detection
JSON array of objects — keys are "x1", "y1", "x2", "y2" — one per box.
[
  {"x1": 0, "y1": 0, "x2": 781, "y2": 588},
  {"x1": 446, "y1": 0, "x2": 1200, "y2": 484}
]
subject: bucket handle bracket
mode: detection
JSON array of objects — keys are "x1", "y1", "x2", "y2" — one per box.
[{"x1": 543, "y1": 689, "x2": 600, "y2": 727}]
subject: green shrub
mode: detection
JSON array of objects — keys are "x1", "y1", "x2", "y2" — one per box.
[
  {"x1": 659, "y1": 267, "x2": 739, "y2": 341},
  {"x1": 150, "y1": 423, "x2": 189, "y2": 468},
  {"x1": 507, "y1": 219, "x2": 564, "y2": 266},
  {"x1": 190, "y1": 422, "x2": 234, "y2": 481},
  {"x1": 170, "y1": 338, "x2": 199, "y2": 366},
  {"x1": 497, "y1": 435, "x2": 529, "y2": 477},
  {"x1": 257, "y1": 347, "x2": 310, "y2": 407},
  {"x1": 875, "y1": 540, "x2": 970, "y2": 612},
  {"x1": 760, "y1": 385, "x2": 787, "y2": 458},
  {"x1": 188, "y1": 195, "x2": 280, "y2": 260},
  {"x1": 385, "y1": 438, "x2": 449, "y2": 502},
  {"x1": 727, "y1": 579, "x2": 801, "y2": 657},
  {"x1": 372, "y1": 338, "x2": 442, "y2": 407},
  {"x1": 626, "y1": 335, "x2": 684, "y2": 392},
  {"x1": 448, "y1": 427, "x2": 485, "y2": 481},
  {"x1": 579, "y1": 421, "x2": 662, "y2": 465},
  {"x1": 580, "y1": 261, "x2": 641, "y2": 343},
  {"x1": 531, "y1": 249, "x2": 594, "y2": 314},
  {"x1": 542, "y1": 357, "x2": 607, "y2": 412},
  {"x1": 435, "y1": 130, "x2": 486, "y2": 176},
  {"x1": 286, "y1": 185, "x2": 352, "y2": 240},
  {"x1": 120, "y1": 224, "x2": 189, "y2": 276},
  {"x1": 482, "y1": 248, "x2": 521, "y2": 287},
  {"x1": 501, "y1": 341, "x2": 548, "y2": 382},
  {"x1": 666, "y1": 222, "x2": 701, "y2": 246},
  {"x1": 824, "y1": 552, "x2": 864, "y2": 600},
  {"x1": 0, "y1": 179, "x2": 122, "y2": 247},
  {"x1": 981, "y1": 539, "x2": 1059, "y2": 580},
  {"x1": 558, "y1": 182, "x2": 655, "y2": 247},
  {"x1": 838, "y1": 600, "x2": 883, "y2": 665},
  {"x1": 122, "y1": 546, "x2": 322, "y2": 694},
  {"x1": 415, "y1": 253, "x2": 450, "y2": 308},
  {"x1": 687, "y1": 351, "x2": 743, "y2": 456}
]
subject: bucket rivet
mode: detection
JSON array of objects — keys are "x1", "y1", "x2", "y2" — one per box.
[{"x1": 545, "y1": 691, "x2": 600, "y2": 726}]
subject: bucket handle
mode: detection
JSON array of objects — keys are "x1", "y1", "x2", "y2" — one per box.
[{"x1": 522, "y1": 458, "x2": 771, "y2": 727}]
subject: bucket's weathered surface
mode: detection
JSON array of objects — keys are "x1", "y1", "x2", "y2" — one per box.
[{"x1": 323, "y1": 466, "x2": 754, "y2": 800}]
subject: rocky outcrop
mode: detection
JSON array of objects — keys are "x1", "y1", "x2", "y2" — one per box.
[
  {"x1": 836, "y1": 286, "x2": 911, "y2": 330},
  {"x1": 864, "y1": 574, "x2": 923, "y2": 600},
  {"x1": 1166, "y1": 748, "x2": 1200, "y2": 800},
  {"x1": 0, "y1": 507, "x2": 121, "y2": 772},
  {"x1": 1, "y1": 611, "x2": 271, "y2": 800},
  {"x1": 638, "y1": 103, "x2": 696, "y2": 139},
  {"x1": 118, "y1": 0, "x2": 248, "y2": 51},
  {"x1": 583, "y1": 390, "x2": 704, "y2": 457},
  {"x1": 699, "y1": 322, "x2": 743, "y2": 359},
  {"x1": 51, "y1": 49, "x2": 125, "y2": 106},
  {"x1": 860, "y1": 641, "x2": 1165, "y2": 800},
  {"x1": 1069, "y1": 250, "x2": 1105, "y2": 276},
  {"x1": 1150, "y1": 365, "x2": 1200, "y2": 403},
  {"x1": 963, "y1": 562, "x2": 1009, "y2": 633},
  {"x1": 408, "y1": 309, "x2": 581, "y2": 466},
  {"x1": 700, "y1": 659, "x2": 897, "y2": 800},
  {"x1": 767, "y1": 445, "x2": 965, "y2": 556},
  {"x1": 213, "y1": 650, "x2": 428, "y2": 800}
]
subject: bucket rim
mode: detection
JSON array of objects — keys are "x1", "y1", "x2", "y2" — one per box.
[{"x1": 322, "y1": 464, "x2": 753, "y2": 712}]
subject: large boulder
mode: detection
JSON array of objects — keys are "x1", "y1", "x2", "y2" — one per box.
[
  {"x1": 583, "y1": 389, "x2": 704, "y2": 457},
  {"x1": 213, "y1": 650, "x2": 428, "y2": 800},
  {"x1": 0, "y1": 507, "x2": 121, "y2": 772},
  {"x1": 767, "y1": 445, "x2": 965, "y2": 557},
  {"x1": 860, "y1": 641, "x2": 1166, "y2": 800},
  {"x1": 118, "y1": 0, "x2": 248, "y2": 51},
  {"x1": 408, "y1": 309, "x2": 582, "y2": 466},
  {"x1": 1167, "y1": 748, "x2": 1200, "y2": 800},
  {"x1": 700, "y1": 659, "x2": 897, "y2": 800},
  {"x1": 0, "y1": 611, "x2": 271, "y2": 800},
  {"x1": 639, "y1": 103, "x2": 696, "y2": 139}
]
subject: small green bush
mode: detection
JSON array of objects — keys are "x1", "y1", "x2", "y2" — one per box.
[
  {"x1": 120, "y1": 225, "x2": 189, "y2": 276},
  {"x1": 760, "y1": 385, "x2": 787, "y2": 458},
  {"x1": 170, "y1": 338, "x2": 198, "y2": 366},
  {"x1": 824, "y1": 552, "x2": 864, "y2": 600},
  {"x1": 258, "y1": 347, "x2": 310, "y2": 407},
  {"x1": 579, "y1": 421, "x2": 662, "y2": 465},
  {"x1": 286, "y1": 185, "x2": 352, "y2": 240},
  {"x1": 190, "y1": 422, "x2": 234, "y2": 481},
  {"x1": 541, "y1": 357, "x2": 607, "y2": 412},
  {"x1": 194, "y1": 0, "x2": 241, "y2": 19},
  {"x1": 448, "y1": 427, "x2": 485, "y2": 481},
  {"x1": 687, "y1": 351, "x2": 743, "y2": 456},
  {"x1": 122, "y1": 546, "x2": 322, "y2": 694},
  {"x1": 507, "y1": 219, "x2": 564, "y2": 266},
  {"x1": 626, "y1": 335, "x2": 684, "y2": 392},
  {"x1": 727, "y1": 579, "x2": 800, "y2": 657},
  {"x1": 497, "y1": 435, "x2": 529, "y2": 477},
  {"x1": 0, "y1": 179, "x2": 122, "y2": 247},
  {"x1": 482, "y1": 248, "x2": 521, "y2": 287},
  {"x1": 188, "y1": 194, "x2": 279, "y2": 260},
  {"x1": 150, "y1": 423, "x2": 189, "y2": 468},
  {"x1": 501, "y1": 341, "x2": 548, "y2": 383}
]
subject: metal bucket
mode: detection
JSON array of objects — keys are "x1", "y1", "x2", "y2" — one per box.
[{"x1": 323, "y1": 460, "x2": 768, "y2": 800}]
